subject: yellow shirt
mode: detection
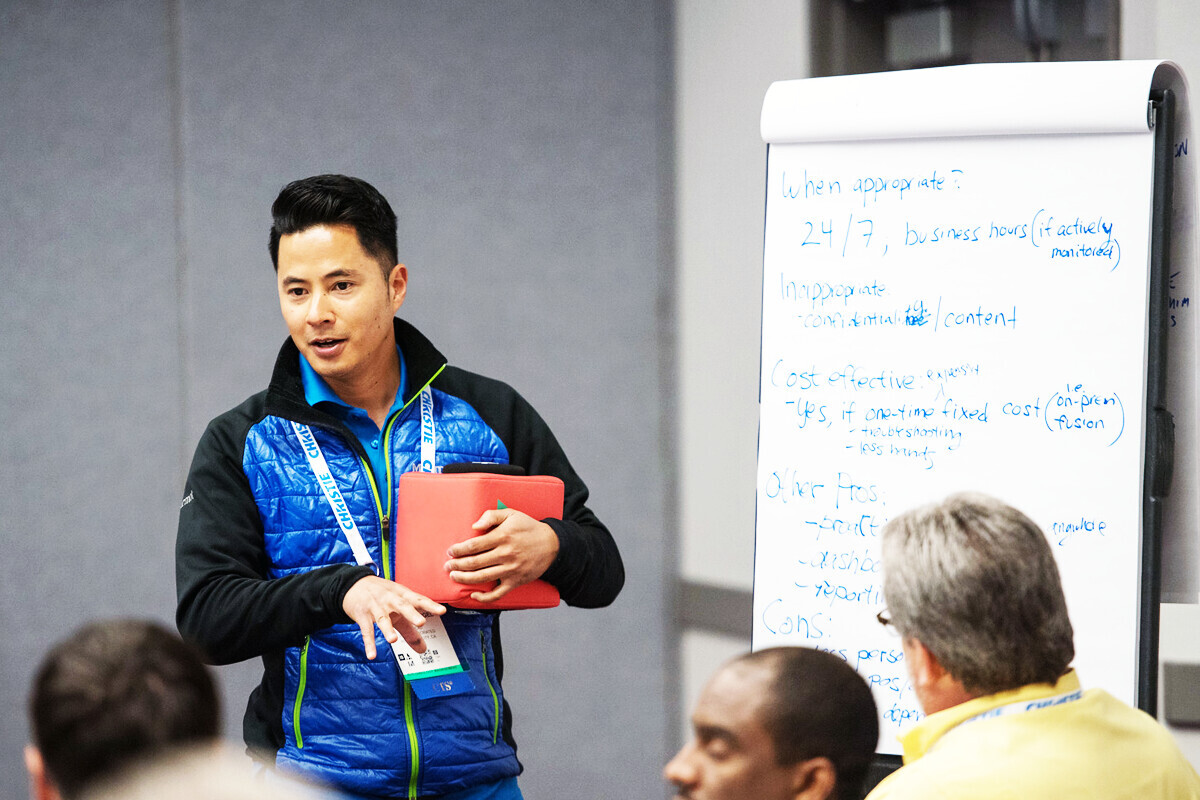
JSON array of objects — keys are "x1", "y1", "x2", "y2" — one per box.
[{"x1": 866, "y1": 670, "x2": 1200, "y2": 800}]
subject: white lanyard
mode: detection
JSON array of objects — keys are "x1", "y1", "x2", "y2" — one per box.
[
  {"x1": 292, "y1": 385, "x2": 436, "y2": 568},
  {"x1": 962, "y1": 687, "x2": 1083, "y2": 727},
  {"x1": 419, "y1": 385, "x2": 437, "y2": 472},
  {"x1": 293, "y1": 398, "x2": 468, "y2": 693},
  {"x1": 291, "y1": 421, "x2": 377, "y2": 572}
]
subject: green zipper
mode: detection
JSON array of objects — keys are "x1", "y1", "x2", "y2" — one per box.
[
  {"x1": 404, "y1": 681, "x2": 420, "y2": 798},
  {"x1": 294, "y1": 636, "x2": 311, "y2": 748},
  {"x1": 381, "y1": 409, "x2": 404, "y2": 579},
  {"x1": 358, "y1": 412, "x2": 401, "y2": 582},
  {"x1": 480, "y1": 631, "x2": 500, "y2": 744},
  {"x1": 373, "y1": 365, "x2": 446, "y2": 581},
  {"x1": 376, "y1": 374, "x2": 444, "y2": 799},
  {"x1": 358, "y1": 367, "x2": 447, "y2": 797}
]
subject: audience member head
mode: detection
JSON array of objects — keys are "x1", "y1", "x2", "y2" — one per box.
[
  {"x1": 268, "y1": 174, "x2": 399, "y2": 276},
  {"x1": 26, "y1": 618, "x2": 220, "y2": 800},
  {"x1": 80, "y1": 745, "x2": 328, "y2": 800},
  {"x1": 665, "y1": 647, "x2": 879, "y2": 800},
  {"x1": 881, "y1": 492, "x2": 1075, "y2": 712}
]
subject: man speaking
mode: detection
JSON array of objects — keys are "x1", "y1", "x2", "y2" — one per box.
[{"x1": 176, "y1": 174, "x2": 623, "y2": 799}]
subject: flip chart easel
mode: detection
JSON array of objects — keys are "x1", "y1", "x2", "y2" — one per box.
[{"x1": 751, "y1": 61, "x2": 1197, "y2": 758}]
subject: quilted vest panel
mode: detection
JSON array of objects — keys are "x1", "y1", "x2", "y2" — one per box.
[{"x1": 242, "y1": 389, "x2": 519, "y2": 797}]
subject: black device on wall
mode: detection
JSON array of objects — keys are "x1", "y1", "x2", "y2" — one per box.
[{"x1": 810, "y1": 0, "x2": 1119, "y2": 76}]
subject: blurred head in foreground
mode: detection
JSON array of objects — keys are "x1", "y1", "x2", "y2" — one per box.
[
  {"x1": 80, "y1": 746, "x2": 330, "y2": 800},
  {"x1": 26, "y1": 618, "x2": 220, "y2": 800}
]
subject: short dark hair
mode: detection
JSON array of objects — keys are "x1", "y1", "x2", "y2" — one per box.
[
  {"x1": 28, "y1": 619, "x2": 220, "y2": 799},
  {"x1": 268, "y1": 174, "x2": 398, "y2": 276},
  {"x1": 881, "y1": 492, "x2": 1075, "y2": 694},
  {"x1": 740, "y1": 647, "x2": 878, "y2": 800}
]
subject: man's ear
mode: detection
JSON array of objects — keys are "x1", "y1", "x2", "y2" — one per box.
[
  {"x1": 389, "y1": 263, "x2": 408, "y2": 312},
  {"x1": 904, "y1": 637, "x2": 944, "y2": 688},
  {"x1": 25, "y1": 746, "x2": 60, "y2": 800},
  {"x1": 792, "y1": 755, "x2": 837, "y2": 800},
  {"x1": 904, "y1": 636, "x2": 975, "y2": 714}
]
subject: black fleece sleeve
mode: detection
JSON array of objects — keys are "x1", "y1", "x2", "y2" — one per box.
[
  {"x1": 175, "y1": 406, "x2": 372, "y2": 665},
  {"x1": 527, "y1": 418, "x2": 624, "y2": 609}
]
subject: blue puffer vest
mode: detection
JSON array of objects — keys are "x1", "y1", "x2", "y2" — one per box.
[{"x1": 242, "y1": 385, "x2": 520, "y2": 798}]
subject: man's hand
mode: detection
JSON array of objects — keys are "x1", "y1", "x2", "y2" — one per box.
[
  {"x1": 444, "y1": 508, "x2": 560, "y2": 603},
  {"x1": 342, "y1": 576, "x2": 446, "y2": 660}
]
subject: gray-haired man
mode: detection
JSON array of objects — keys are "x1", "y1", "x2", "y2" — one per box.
[{"x1": 867, "y1": 492, "x2": 1200, "y2": 800}]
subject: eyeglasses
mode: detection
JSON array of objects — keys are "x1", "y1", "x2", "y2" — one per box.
[{"x1": 876, "y1": 609, "x2": 892, "y2": 627}]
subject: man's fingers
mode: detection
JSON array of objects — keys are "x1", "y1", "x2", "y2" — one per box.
[
  {"x1": 392, "y1": 586, "x2": 445, "y2": 618},
  {"x1": 387, "y1": 615, "x2": 427, "y2": 654},
  {"x1": 470, "y1": 582, "x2": 514, "y2": 603},
  {"x1": 365, "y1": 610, "x2": 429, "y2": 656},
  {"x1": 343, "y1": 576, "x2": 445, "y2": 659},
  {"x1": 446, "y1": 530, "x2": 502, "y2": 559},
  {"x1": 357, "y1": 618, "x2": 378, "y2": 661},
  {"x1": 449, "y1": 565, "x2": 506, "y2": 585},
  {"x1": 398, "y1": 605, "x2": 429, "y2": 629},
  {"x1": 471, "y1": 507, "x2": 512, "y2": 532},
  {"x1": 414, "y1": 596, "x2": 447, "y2": 616},
  {"x1": 397, "y1": 623, "x2": 428, "y2": 654},
  {"x1": 375, "y1": 613, "x2": 400, "y2": 644},
  {"x1": 444, "y1": 544, "x2": 509, "y2": 575}
]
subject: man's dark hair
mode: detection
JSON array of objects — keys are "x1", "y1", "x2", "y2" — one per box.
[
  {"x1": 741, "y1": 647, "x2": 879, "y2": 800},
  {"x1": 28, "y1": 619, "x2": 220, "y2": 799},
  {"x1": 268, "y1": 173, "x2": 399, "y2": 276}
]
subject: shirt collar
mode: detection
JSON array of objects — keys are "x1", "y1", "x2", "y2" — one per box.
[
  {"x1": 299, "y1": 346, "x2": 408, "y2": 412},
  {"x1": 898, "y1": 669, "x2": 1081, "y2": 763}
]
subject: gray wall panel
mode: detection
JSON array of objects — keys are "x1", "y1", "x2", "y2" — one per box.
[
  {"x1": 0, "y1": 1, "x2": 669, "y2": 798},
  {"x1": 0, "y1": 0, "x2": 181, "y2": 792}
]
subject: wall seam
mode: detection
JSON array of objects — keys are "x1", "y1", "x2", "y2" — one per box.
[
  {"x1": 167, "y1": 0, "x2": 191, "y2": 476},
  {"x1": 658, "y1": 0, "x2": 683, "y2": 763}
]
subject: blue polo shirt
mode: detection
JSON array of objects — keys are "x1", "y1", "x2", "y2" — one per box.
[{"x1": 299, "y1": 348, "x2": 408, "y2": 487}]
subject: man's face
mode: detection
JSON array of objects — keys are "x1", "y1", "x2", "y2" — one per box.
[
  {"x1": 277, "y1": 224, "x2": 406, "y2": 391},
  {"x1": 664, "y1": 661, "x2": 802, "y2": 800}
]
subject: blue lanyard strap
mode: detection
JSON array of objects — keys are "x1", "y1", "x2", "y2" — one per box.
[{"x1": 962, "y1": 688, "x2": 1084, "y2": 727}]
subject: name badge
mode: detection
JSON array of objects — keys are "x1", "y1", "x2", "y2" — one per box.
[{"x1": 389, "y1": 613, "x2": 475, "y2": 699}]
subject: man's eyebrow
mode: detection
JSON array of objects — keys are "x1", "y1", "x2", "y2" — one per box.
[{"x1": 280, "y1": 268, "x2": 356, "y2": 287}]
